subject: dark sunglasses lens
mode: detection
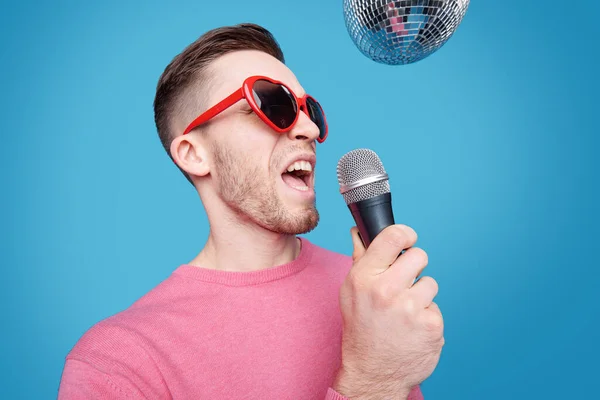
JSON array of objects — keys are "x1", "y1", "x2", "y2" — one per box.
[
  {"x1": 252, "y1": 80, "x2": 297, "y2": 129},
  {"x1": 306, "y1": 97, "x2": 327, "y2": 140}
]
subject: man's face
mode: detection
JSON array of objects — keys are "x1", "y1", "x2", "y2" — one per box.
[{"x1": 201, "y1": 50, "x2": 321, "y2": 235}]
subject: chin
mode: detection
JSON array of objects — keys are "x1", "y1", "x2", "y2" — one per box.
[
  {"x1": 292, "y1": 212, "x2": 320, "y2": 235},
  {"x1": 260, "y1": 206, "x2": 320, "y2": 235}
]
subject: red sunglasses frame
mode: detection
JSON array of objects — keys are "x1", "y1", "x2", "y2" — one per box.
[{"x1": 181, "y1": 75, "x2": 328, "y2": 143}]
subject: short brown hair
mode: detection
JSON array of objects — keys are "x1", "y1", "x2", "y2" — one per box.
[{"x1": 153, "y1": 23, "x2": 285, "y2": 185}]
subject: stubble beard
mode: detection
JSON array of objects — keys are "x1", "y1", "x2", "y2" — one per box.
[{"x1": 211, "y1": 142, "x2": 319, "y2": 235}]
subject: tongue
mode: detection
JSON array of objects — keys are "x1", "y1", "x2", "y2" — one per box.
[{"x1": 282, "y1": 172, "x2": 306, "y2": 188}]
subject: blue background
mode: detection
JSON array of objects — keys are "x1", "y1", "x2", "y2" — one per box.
[{"x1": 1, "y1": 0, "x2": 599, "y2": 398}]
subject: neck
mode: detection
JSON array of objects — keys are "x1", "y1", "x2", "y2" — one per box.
[{"x1": 188, "y1": 195, "x2": 301, "y2": 272}]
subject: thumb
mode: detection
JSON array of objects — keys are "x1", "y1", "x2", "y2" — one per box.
[{"x1": 351, "y1": 227, "x2": 366, "y2": 263}]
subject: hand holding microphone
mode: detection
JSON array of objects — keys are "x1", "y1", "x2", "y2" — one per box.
[{"x1": 333, "y1": 150, "x2": 444, "y2": 399}]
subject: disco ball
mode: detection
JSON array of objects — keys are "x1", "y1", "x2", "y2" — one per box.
[{"x1": 343, "y1": 0, "x2": 470, "y2": 65}]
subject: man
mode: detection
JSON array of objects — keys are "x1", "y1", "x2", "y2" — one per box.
[{"x1": 58, "y1": 23, "x2": 444, "y2": 399}]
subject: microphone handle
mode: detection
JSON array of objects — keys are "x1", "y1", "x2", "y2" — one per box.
[{"x1": 348, "y1": 193, "x2": 395, "y2": 248}]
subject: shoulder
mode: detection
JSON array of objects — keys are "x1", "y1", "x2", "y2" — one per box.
[
  {"x1": 302, "y1": 237, "x2": 353, "y2": 273},
  {"x1": 63, "y1": 305, "x2": 172, "y2": 398},
  {"x1": 67, "y1": 314, "x2": 154, "y2": 371},
  {"x1": 61, "y1": 315, "x2": 169, "y2": 398},
  {"x1": 65, "y1": 273, "x2": 183, "y2": 376}
]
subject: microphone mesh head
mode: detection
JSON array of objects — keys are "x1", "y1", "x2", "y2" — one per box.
[{"x1": 337, "y1": 149, "x2": 390, "y2": 205}]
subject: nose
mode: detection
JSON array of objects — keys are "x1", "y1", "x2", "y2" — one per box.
[{"x1": 287, "y1": 106, "x2": 321, "y2": 143}]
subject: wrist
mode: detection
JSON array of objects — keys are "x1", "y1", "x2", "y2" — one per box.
[{"x1": 333, "y1": 366, "x2": 411, "y2": 400}]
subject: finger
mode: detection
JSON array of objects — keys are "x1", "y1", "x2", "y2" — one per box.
[
  {"x1": 351, "y1": 227, "x2": 366, "y2": 262},
  {"x1": 409, "y1": 276, "x2": 438, "y2": 308},
  {"x1": 422, "y1": 302, "x2": 444, "y2": 339},
  {"x1": 384, "y1": 246, "x2": 428, "y2": 288},
  {"x1": 427, "y1": 301, "x2": 442, "y2": 316},
  {"x1": 358, "y1": 225, "x2": 418, "y2": 275}
]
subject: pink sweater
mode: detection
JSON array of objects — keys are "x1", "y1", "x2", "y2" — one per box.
[{"x1": 59, "y1": 238, "x2": 423, "y2": 399}]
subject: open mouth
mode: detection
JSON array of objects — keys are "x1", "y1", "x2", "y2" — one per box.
[{"x1": 281, "y1": 160, "x2": 313, "y2": 192}]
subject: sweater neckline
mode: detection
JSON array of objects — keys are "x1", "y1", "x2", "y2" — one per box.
[{"x1": 172, "y1": 237, "x2": 314, "y2": 287}]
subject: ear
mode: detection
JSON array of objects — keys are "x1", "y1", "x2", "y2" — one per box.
[{"x1": 170, "y1": 134, "x2": 210, "y2": 178}]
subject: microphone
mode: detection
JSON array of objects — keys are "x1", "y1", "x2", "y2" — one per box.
[{"x1": 337, "y1": 149, "x2": 395, "y2": 248}]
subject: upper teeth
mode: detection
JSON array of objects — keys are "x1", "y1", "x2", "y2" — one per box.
[{"x1": 287, "y1": 160, "x2": 312, "y2": 173}]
